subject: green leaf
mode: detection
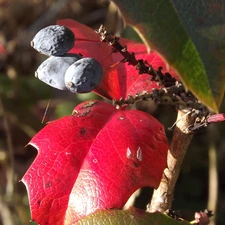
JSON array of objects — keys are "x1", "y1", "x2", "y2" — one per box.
[
  {"x1": 75, "y1": 207, "x2": 191, "y2": 225},
  {"x1": 112, "y1": 0, "x2": 225, "y2": 112}
]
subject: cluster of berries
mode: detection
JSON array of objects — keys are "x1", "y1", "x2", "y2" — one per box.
[{"x1": 31, "y1": 25, "x2": 103, "y2": 93}]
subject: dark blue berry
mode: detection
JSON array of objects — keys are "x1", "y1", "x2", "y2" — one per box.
[
  {"x1": 64, "y1": 58, "x2": 103, "y2": 93},
  {"x1": 31, "y1": 25, "x2": 75, "y2": 56},
  {"x1": 35, "y1": 54, "x2": 82, "y2": 90}
]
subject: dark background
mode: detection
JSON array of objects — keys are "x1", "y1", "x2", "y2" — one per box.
[{"x1": 0, "y1": 0, "x2": 224, "y2": 224}]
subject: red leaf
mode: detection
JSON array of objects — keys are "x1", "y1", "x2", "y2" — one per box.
[
  {"x1": 22, "y1": 101, "x2": 168, "y2": 224},
  {"x1": 57, "y1": 19, "x2": 178, "y2": 100}
]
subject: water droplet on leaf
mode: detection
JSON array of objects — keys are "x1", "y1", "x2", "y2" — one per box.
[
  {"x1": 126, "y1": 147, "x2": 132, "y2": 159},
  {"x1": 136, "y1": 147, "x2": 142, "y2": 161}
]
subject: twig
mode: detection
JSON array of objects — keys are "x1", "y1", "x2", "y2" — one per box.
[
  {"x1": 7, "y1": 112, "x2": 36, "y2": 138},
  {"x1": 0, "y1": 94, "x2": 15, "y2": 199},
  {"x1": 112, "y1": 85, "x2": 205, "y2": 111},
  {"x1": 95, "y1": 25, "x2": 177, "y2": 86},
  {"x1": 207, "y1": 126, "x2": 218, "y2": 225},
  {"x1": 147, "y1": 110, "x2": 194, "y2": 212},
  {"x1": 0, "y1": 200, "x2": 14, "y2": 225}
]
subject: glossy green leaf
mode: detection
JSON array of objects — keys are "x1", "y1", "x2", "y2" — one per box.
[
  {"x1": 75, "y1": 207, "x2": 191, "y2": 225},
  {"x1": 112, "y1": 0, "x2": 225, "y2": 112}
]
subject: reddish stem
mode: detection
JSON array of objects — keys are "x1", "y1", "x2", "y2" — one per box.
[{"x1": 207, "y1": 113, "x2": 225, "y2": 124}]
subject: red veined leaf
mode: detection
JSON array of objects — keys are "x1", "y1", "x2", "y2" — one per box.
[
  {"x1": 57, "y1": 19, "x2": 178, "y2": 100},
  {"x1": 22, "y1": 100, "x2": 168, "y2": 225}
]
